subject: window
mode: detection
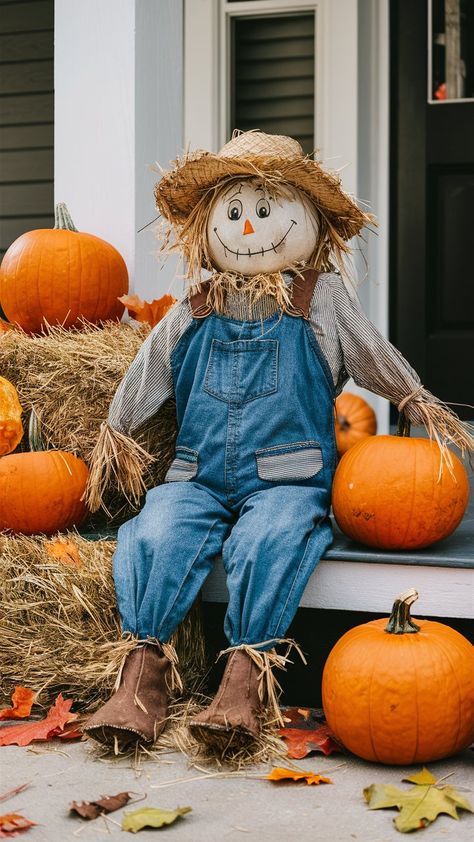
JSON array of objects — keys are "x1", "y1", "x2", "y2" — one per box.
[
  {"x1": 429, "y1": 0, "x2": 474, "y2": 102},
  {"x1": 231, "y1": 13, "x2": 315, "y2": 154}
]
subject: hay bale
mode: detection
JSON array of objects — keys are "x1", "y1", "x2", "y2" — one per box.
[
  {"x1": 0, "y1": 322, "x2": 178, "y2": 515},
  {"x1": 0, "y1": 532, "x2": 205, "y2": 712}
]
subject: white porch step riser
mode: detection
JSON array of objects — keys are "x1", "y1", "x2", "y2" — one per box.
[{"x1": 202, "y1": 559, "x2": 474, "y2": 619}]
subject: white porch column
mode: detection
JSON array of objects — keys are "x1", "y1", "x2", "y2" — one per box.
[{"x1": 54, "y1": 0, "x2": 183, "y2": 300}]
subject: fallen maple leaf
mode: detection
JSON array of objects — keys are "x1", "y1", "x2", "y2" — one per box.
[
  {"x1": 0, "y1": 813, "x2": 36, "y2": 838},
  {"x1": 364, "y1": 767, "x2": 473, "y2": 833},
  {"x1": 278, "y1": 706, "x2": 342, "y2": 759},
  {"x1": 70, "y1": 792, "x2": 131, "y2": 820},
  {"x1": 119, "y1": 294, "x2": 176, "y2": 328},
  {"x1": 0, "y1": 694, "x2": 76, "y2": 747},
  {"x1": 0, "y1": 688, "x2": 36, "y2": 721},
  {"x1": 279, "y1": 724, "x2": 341, "y2": 759},
  {"x1": 266, "y1": 767, "x2": 332, "y2": 786},
  {"x1": 46, "y1": 537, "x2": 81, "y2": 568},
  {"x1": 122, "y1": 806, "x2": 191, "y2": 833}
]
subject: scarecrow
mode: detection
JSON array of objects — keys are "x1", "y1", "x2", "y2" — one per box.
[{"x1": 84, "y1": 130, "x2": 472, "y2": 751}]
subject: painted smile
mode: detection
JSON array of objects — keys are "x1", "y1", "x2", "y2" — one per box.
[{"x1": 213, "y1": 220, "x2": 297, "y2": 259}]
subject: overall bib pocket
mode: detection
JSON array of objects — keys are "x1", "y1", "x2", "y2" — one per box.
[
  {"x1": 164, "y1": 447, "x2": 198, "y2": 482},
  {"x1": 256, "y1": 441, "x2": 323, "y2": 481},
  {"x1": 204, "y1": 338, "x2": 278, "y2": 404}
]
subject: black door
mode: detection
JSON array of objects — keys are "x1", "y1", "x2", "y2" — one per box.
[{"x1": 390, "y1": 0, "x2": 474, "y2": 419}]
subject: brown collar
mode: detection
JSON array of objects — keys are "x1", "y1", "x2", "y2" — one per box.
[{"x1": 189, "y1": 269, "x2": 320, "y2": 319}]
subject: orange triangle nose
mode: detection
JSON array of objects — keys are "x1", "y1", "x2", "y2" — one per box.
[{"x1": 243, "y1": 218, "x2": 255, "y2": 235}]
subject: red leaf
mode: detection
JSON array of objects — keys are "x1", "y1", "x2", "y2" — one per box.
[
  {"x1": 119, "y1": 294, "x2": 176, "y2": 327},
  {"x1": 0, "y1": 814, "x2": 36, "y2": 838},
  {"x1": 0, "y1": 689, "x2": 36, "y2": 721},
  {"x1": 279, "y1": 724, "x2": 342, "y2": 759},
  {"x1": 278, "y1": 707, "x2": 342, "y2": 759},
  {"x1": 0, "y1": 694, "x2": 76, "y2": 747}
]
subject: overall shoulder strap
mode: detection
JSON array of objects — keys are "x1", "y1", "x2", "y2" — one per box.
[
  {"x1": 290, "y1": 269, "x2": 320, "y2": 318},
  {"x1": 189, "y1": 281, "x2": 213, "y2": 318}
]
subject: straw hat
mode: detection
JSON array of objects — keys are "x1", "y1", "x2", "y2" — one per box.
[{"x1": 155, "y1": 130, "x2": 374, "y2": 241}]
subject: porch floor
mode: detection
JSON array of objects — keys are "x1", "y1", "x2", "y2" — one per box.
[{"x1": 2, "y1": 739, "x2": 472, "y2": 841}]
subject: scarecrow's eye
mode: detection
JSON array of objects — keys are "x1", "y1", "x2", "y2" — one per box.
[
  {"x1": 256, "y1": 198, "x2": 271, "y2": 219},
  {"x1": 228, "y1": 200, "x2": 243, "y2": 221}
]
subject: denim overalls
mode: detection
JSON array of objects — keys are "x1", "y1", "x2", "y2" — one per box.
[{"x1": 113, "y1": 275, "x2": 337, "y2": 651}]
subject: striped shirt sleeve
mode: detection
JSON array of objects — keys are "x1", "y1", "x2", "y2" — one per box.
[
  {"x1": 108, "y1": 297, "x2": 193, "y2": 434},
  {"x1": 327, "y1": 273, "x2": 425, "y2": 411}
]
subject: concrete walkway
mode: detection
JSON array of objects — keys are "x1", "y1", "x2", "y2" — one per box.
[{"x1": 1, "y1": 741, "x2": 472, "y2": 841}]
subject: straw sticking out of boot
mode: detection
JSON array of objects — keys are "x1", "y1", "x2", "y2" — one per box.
[{"x1": 218, "y1": 639, "x2": 307, "y2": 729}]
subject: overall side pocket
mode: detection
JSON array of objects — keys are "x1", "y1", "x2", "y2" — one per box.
[
  {"x1": 255, "y1": 441, "x2": 323, "y2": 482},
  {"x1": 164, "y1": 447, "x2": 199, "y2": 482}
]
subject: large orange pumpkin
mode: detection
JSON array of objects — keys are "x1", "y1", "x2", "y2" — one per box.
[
  {"x1": 334, "y1": 392, "x2": 377, "y2": 455},
  {"x1": 0, "y1": 376, "x2": 23, "y2": 456},
  {"x1": 0, "y1": 203, "x2": 128, "y2": 333},
  {"x1": 331, "y1": 420, "x2": 469, "y2": 550},
  {"x1": 0, "y1": 411, "x2": 89, "y2": 535},
  {"x1": 322, "y1": 589, "x2": 474, "y2": 764}
]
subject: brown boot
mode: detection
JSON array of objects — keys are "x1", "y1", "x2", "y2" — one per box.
[
  {"x1": 83, "y1": 642, "x2": 171, "y2": 750},
  {"x1": 189, "y1": 649, "x2": 262, "y2": 740}
]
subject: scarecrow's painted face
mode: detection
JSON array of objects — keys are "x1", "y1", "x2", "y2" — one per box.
[{"x1": 207, "y1": 179, "x2": 319, "y2": 275}]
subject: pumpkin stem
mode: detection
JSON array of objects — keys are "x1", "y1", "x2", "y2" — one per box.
[
  {"x1": 54, "y1": 203, "x2": 78, "y2": 232},
  {"x1": 385, "y1": 588, "x2": 421, "y2": 634},
  {"x1": 28, "y1": 408, "x2": 45, "y2": 452},
  {"x1": 337, "y1": 415, "x2": 350, "y2": 431},
  {"x1": 397, "y1": 411, "x2": 411, "y2": 438}
]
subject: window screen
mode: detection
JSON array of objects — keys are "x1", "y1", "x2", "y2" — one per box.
[{"x1": 231, "y1": 14, "x2": 315, "y2": 155}]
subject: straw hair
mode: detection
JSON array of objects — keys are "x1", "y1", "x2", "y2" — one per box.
[
  {"x1": 157, "y1": 173, "x2": 355, "y2": 288},
  {"x1": 0, "y1": 533, "x2": 205, "y2": 712},
  {"x1": 155, "y1": 130, "x2": 375, "y2": 243}
]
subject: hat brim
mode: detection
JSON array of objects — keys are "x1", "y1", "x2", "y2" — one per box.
[{"x1": 155, "y1": 151, "x2": 375, "y2": 241}]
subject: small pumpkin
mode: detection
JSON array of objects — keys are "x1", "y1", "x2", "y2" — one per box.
[
  {"x1": 331, "y1": 414, "x2": 469, "y2": 550},
  {"x1": 0, "y1": 203, "x2": 128, "y2": 333},
  {"x1": 0, "y1": 411, "x2": 89, "y2": 536},
  {"x1": 0, "y1": 376, "x2": 23, "y2": 456},
  {"x1": 322, "y1": 589, "x2": 474, "y2": 764},
  {"x1": 334, "y1": 392, "x2": 377, "y2": 455}
]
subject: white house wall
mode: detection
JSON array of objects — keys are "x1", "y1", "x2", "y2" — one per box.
[
  {"x1": 55, "y1": 0, "x2": 136, "y2": 281},
  {"x1": 54, "y1": 0, "x2": 184, "y2": 300}
]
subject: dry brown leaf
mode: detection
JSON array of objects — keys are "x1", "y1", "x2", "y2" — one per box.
[{"x1": 70, "y1": 791, "x2": 131, "y2": 820}]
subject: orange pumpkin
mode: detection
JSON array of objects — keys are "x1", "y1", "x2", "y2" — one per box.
[
  {"x1": 331, "y1": 421, "x2": 469, "y2": 550},
  {"x1": 334, "y1": 392, "x2": 377, "y2": 455},
  {"x1": 0, "y1": 203, "x2": 128, "y2": 333},
  {"x1": 0, "y1": 449, "x2": 89, "y2": 535},
  {"x1": 322, "y1": 589, "x2": 474, "y2": 764},
  {"x1": 0, "y1": 411, "x2": 89, "y2": 536},
  {"x1": 0, "y1": 376, "x2": 23, "y2": 456}
]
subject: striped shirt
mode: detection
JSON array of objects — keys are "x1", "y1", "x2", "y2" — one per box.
[{"x1": 108, "y1": 272, "x2": 428, "y2": 434}]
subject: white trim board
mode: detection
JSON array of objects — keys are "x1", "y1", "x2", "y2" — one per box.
[{"x1": 202, "y1": 558, "x2": 473, "y2": 618}]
